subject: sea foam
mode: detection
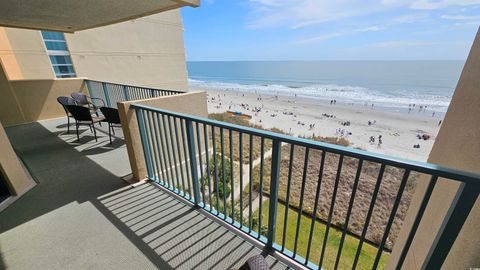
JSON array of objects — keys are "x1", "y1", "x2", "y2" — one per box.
[{"x1": 189, "y1": 79, "x2": 451, "y2": 112}]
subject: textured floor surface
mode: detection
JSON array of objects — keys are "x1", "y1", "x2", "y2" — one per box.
[{"x1": 0, "y1": 118, "x2": 291, "y2": 270}]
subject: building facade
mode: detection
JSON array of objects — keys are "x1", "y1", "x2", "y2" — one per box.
[
  {"x1": 0, "y1": 10, "x2": 188, "y2": 89},
  {"x1": 0, "y1": 8, "x2": 191, "y2": 204}
]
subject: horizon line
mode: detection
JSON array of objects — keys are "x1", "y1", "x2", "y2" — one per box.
[{"x1": 186, "y1": 59, "x2": 466, "y2": 62}]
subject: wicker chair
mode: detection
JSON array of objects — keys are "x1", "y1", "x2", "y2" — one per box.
[
  {"x1": 57, "y1": 96, "x2": 77, "y2": 133},
  {"x1": 70, "y1": 92, "x2": 105, "y2": 115},
  {"x1": 239, "y1": 255, "x2": 270, "y2": 270},
  {"x1": 65, "y1": 105, "x2": 105, "y2": 142},
  {"x1": 100, "y1": 107, "x2": 121, "y2": 144}
]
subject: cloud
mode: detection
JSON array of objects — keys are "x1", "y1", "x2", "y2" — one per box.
[
  {"x1": 441, "y1": 14, "x2": 480, "y2": 20},
  {"x1": 295, "y1": 25, "x2": 385, "y2": 45},
  {"x1": 367, "y1": 40, "x2": 437, "y2": 48},
  {"x1": 296, "y1": 33, "x2": 345, "y2": 44},
  {"x1": 247, "y1": 1, "x2": 389, "y2": 29},
  {"x1": 356, "y1": 26, "x2": 384, "y2": 32},
  {"x1": 410, "y1": 0, "x2": 480, "y2": 10},
  {"x1": 246, "y1": 0, "x2": 480, "y2": 29}
]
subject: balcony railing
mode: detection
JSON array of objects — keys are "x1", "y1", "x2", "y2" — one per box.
[
  {"x1": 85, "y1": 79, "x2": 184, "y2": 108},
  {"x1": 131, "y1": 103, "x2": 480, "y2": 270}
]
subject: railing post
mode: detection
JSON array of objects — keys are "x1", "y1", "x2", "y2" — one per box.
[
  {"x1": 150, "y1": 89, "x2": 155, "y2": 98},
  {"x1": 102, "y1": 82, "x2": 112, "y2": 107},
  {"x1": 267, "y1": 139, "x2": 281, "y2": 248},
  {"x1": 85, "y1": 80, "x2": 94, "y2": 98},
  {"x1": 135, "y1": 108, "x2": 153, "y2": 179},
  {"x1": 421, "y1": 183, "x2": 479, "y2": 269},
  {"x1": 123, "y1": 85, "x2": 130, "y2": 101},
  {"x1": 186, "y1": 119, "x2": 201, "y2": 205}
]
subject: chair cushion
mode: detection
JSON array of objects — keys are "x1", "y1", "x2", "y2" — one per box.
[
  {"x1": 238, "y1": 255, "x2": 270, "y2": 270},
  {"x1": 92, "y1": 116, "x2": 105, "y2": 122}
]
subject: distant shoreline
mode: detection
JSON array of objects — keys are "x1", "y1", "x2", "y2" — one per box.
[{"x1": 189, "y1": 79, "x2": 452, "y2": 115}]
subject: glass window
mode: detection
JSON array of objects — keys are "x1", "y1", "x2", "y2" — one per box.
[
  {"x1": 44, "y1": 41, "x2": 68, "y2": 51},
  {"x1": 41, "y1": 31, "x2": 65, "y2": 41},
  {"x1": 41, "y1": 31, "x2": 76, "y2": 78},
  {"x1": 49, "y1": 55, "x2": 72, "y2": 65}
]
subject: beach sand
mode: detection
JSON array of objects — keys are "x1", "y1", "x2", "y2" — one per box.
[{"x1": 193, "y1": 87, "x2": 443, "y2": 162}]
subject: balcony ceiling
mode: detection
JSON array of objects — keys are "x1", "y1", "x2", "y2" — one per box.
[{"x1": 0, "y1": 0, "x2": 199, "y2": 32}]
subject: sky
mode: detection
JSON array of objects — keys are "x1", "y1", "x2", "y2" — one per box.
[{"x1": 181, "y1": 0, "x2": 480, "y2": 61}]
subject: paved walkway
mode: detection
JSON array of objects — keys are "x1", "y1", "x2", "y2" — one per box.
[{"x1": 0, "y1": 118, "x2": 291, "y2": 270}]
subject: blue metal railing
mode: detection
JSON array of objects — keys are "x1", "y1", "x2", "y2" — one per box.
[
  {"x1": 85, "y1": 79, "x2": 184, "y2": 108},
  {"x1": 132, "y1": 103, "x2": 480, "y2": 270}
]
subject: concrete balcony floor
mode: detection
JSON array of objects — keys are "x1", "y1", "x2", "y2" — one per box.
[{"x1": 0, "y1": 118, "x2": 290, "y2": 270}]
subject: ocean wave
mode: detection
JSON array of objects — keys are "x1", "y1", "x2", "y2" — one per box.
[{"x1": 188, "y1": 79, "x2": 451, "y2": 111}]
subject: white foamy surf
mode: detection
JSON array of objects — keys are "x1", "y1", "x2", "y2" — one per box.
[{"x1": 189, "y1": 79, "x2": 451, "y2": 112}]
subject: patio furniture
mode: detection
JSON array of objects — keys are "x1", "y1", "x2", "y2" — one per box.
[
  {"x1": 65, "y1": 105, "x2": 105, "y2": 142},
  {"x1": 239, "y1": 255, "x2": 270, "y2": 270},
  {"x1": 99, "y1": 107, "x2": 121, "y2": 144},
  {"x1": 70, "y1": 92, "x2": 105, "y2": 115},
  {"x1": 57, "y1": 96, "x2": 76, "y2": 133}
]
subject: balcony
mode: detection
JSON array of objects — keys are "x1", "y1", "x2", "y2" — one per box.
[
  {"x1": 0, "y1": 117, "x2": 290, "y2": 269},
  {"x1": 1, "y1": 79, "x2": 479, "y2": 270}
]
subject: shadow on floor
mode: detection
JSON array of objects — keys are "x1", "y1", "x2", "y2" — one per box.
[{"x1": 0, "y1": 121, "x2": 289, "y2": 269}]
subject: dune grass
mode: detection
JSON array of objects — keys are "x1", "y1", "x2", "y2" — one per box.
[{"x1": 258, "y1": 201, "x2": 389, "y2": 270}]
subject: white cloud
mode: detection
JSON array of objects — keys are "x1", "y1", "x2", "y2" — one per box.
[
  {"x1": 295, "y1": 25, "x2": 385, "y2": 45},
  {"x1": 441, "y1": 14, "x2": 480, "y2": 20},
  {"x1": 411, "y1": 0, "x2": 480, "y2": 10},
  {"x1": 246, "y1": 0, "x2": 480, "y2": 29},
  {"x1": 296, "y1": 33, "x2": 345, "y2": 44},
  {"x1": 392, "y1": 14, "x2": 429, "y2": 23},
  {"x1": 356, "y1": 26, "x2": 384, "y2": 32},
  {"x1": 367, "y1": 40, "x2": 436, "y2": 48},
  {"x1": 247, "y1": 0, "x2": 390, "y2": 29}
]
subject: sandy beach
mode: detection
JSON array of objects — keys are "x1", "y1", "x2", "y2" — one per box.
[{"x1": 192, "y1": 87, "x2": 443, "y2": 162}]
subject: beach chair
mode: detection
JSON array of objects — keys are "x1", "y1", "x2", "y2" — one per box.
[
  {"x1": 70, "y1": 92, "x2": 105, "y2": 115},
  {"x1": 57, "y1": 96, "x2": 76, "y2": 133},
  {"x1": 65, "y1": 105, "x2": 105, "y2": 142},
  {"x1": 100, "y1": 107, "x2": 121, "y2": 144}
]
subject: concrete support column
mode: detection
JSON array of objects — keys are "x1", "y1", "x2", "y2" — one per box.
[
  {"x1": 117, "y1": 91, "x2": 208, "y2": 182},
  {"x1": 0, "y1": 121, "x2": 36, "y2": 211},
  {"x1": 387, "y1": 28, "x2": 480, "y2": 269}
]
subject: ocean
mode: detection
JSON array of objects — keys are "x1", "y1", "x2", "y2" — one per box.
[{"x1": 187, "y1": 61, "x2": 464, "y2": 112}]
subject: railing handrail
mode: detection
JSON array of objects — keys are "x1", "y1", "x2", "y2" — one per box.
[
  {"x1": 85, "y1": 79, "x2": 185, "y2": 94},
  {"x1": 130, "y1": 103, "x2": 480, "y2": 185}
]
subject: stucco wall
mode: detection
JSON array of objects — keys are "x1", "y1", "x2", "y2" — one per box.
[
  {"x1": 0, "y1": 121, "x2": 35, "y2": 199},
  {"x1": 0, "y1": 60, "x2": 24, "y2": 125},
  {"x1": 0, "y1": 10, "x2": 188, "y2": 90},
  {"x1": 0, "y1": 10, "x2": 189, "y2": 126},
  {"x1": 118, "y1": 91, "x2": 208, "y2": 182},
  {"x1": 66, "y1": 10, "x2": 188, "y2": 90},
  {"x1": 0, "y1": 66, "x2": 86, "y2": 126},
  {"x1": 387, "y1": 29, "x2": 480, "y2": 269},
  {"x1": 0, "y1": 27, "x2": 53, "y2": 80}
]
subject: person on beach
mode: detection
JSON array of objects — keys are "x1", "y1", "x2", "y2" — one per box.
[
  {"x1": 438, "y1": 120, "x2": 442, "y2": 126},
  {"x1": 378, "y1": 135, "x2": 382, "y2": 147}
]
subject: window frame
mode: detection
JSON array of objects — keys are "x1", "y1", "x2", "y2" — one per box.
[{"x1": 41, "y1": 31, "x2": 77, "y2": 79}]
